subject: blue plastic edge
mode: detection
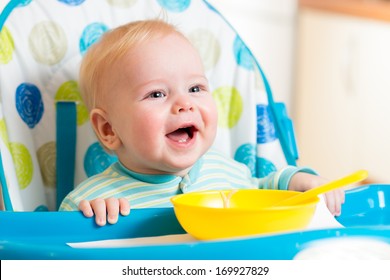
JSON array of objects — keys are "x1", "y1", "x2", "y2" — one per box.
[
  {"x1": 0, "y1": 0, "x2": 22, "y2": 31},
  {"x1": 1, "y1": 207, "x2": 390, "y2": 260},
  {"x1": 0, "y1": 152, "x2": 13, "y2": 211}
]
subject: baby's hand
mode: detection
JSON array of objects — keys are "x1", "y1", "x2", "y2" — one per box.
[
  {"x1": 79, "y1": 197, "x2": 130, "y2": 226},
  {"x1": 288, "y1": 172, "x2": 345, "y2": 216}
]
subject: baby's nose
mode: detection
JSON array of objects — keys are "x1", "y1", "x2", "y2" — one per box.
[{"x1": 172, "y1": 96, "x2": 194, "y2": 113}]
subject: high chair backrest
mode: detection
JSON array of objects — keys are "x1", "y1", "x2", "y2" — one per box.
[{"x1": 0, "y1": 0, "x2": 297, "y2": 211}]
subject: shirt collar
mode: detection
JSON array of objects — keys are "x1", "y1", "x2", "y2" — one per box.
[{"x1": 113, "y1": 157, "x2": 203, "y2": 185}]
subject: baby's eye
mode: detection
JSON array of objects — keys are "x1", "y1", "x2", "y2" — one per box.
[
  {"x1": 189, "y1": 86, "x2": 201, "y2": 93},
  {"x1": 148, "y1": 91, "x2": 165, "y2": 99}
]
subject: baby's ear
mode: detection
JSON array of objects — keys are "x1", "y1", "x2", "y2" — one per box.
[{"x1": 90, "y1": 108, "x2": 121, "y2": 151}]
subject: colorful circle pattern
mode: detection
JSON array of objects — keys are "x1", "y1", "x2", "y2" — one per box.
[
  {"x1": 212, "y1": 86, "x2": 243, "y2": 128},
  {"x1": 106, "y1": 0, "x2": 137, "y2": 7},
  {"x1": 16, "y1": 83, "x2": 44, "y2": 129},
  {"x1": 157, "y1": 0, "x2": 191, "y2": 12},
  {"x1": 37, "y1": 141, "x2": 56, "y2": 188},
  {"x1": 84, "y1": 142, "x2": 118, "y2": 177},
  {"x1": 0, "y1": 27, "x2": 15, "y2": 64},
  {"x1": 9, "y1": 142, "x2": 33, "y2": 190},
  {"x1": 55, "y1": 80, "x2": 89, "y2": 125},
  {"x1": 58, "y1": 0, "x2": 86, "y2": 5},
  {"x1": 79, "y1": 22, "x2": 109, "y2": 55},
  {"x1": 256, "y1": 157, "x2": 277, "y2": 178},
  {"x1": 233, "y1": 35, "x2": 254, "y2": 70},
  {"x1": 188, "y1": 29, "x2": 220, "y2": 71},
  {"x1": 234, "y1": 143, "x2": 256, "y2": 177},
  {"x1": 256, "y1": 104, "x2": 276, "y2": 144},
  {"x1": 29, "y1": 21, "x2": 67, "y2": 65},
  {"x1": 0, "y1": 119, "x2": 9, "y2": 149}
]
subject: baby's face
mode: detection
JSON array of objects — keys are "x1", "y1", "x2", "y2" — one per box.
[{"x1": 101, "y1": 32, "x2": 218, "y2": 175}]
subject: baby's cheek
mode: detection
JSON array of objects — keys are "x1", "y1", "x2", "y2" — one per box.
[{"x1": 206, "y1": 100, "x2": 219, "y2": 127}]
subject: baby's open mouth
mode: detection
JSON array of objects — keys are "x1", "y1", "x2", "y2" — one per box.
[{"x1": 166, "y1": 126, "x2": 198, "y2": 143}]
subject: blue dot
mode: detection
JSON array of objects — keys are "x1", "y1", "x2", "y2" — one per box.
[
  {"x1": 256, "y1": 157, "x2": 276, "y2": 178},
  {"x1": 58, "y1": 0, "x2": 86, "y2": 5},
  {"x1": 79, "y1": 22, "x2": 109, "y2": 55},
  {"x1": 157, "y1": 0, "x2": 191, "y2": 12},
  {"x1": 34, "y1": 205, "x2": 49, "y2": 211},
  {"x1": 234, "y1": 143, "x2": 256, "y2": 177},
  {"x1": 15, "y1": 83, "x2": 44, "y2": 129},
  {"x1": 84, "y1": 142, "x2": 118, "y2": 177},
  {"x1": 257, "y1": 104, "x2": 276, "y2": 144},
  {"x1": 233, "y1": 35, "x2": 254, "y2": 70}
]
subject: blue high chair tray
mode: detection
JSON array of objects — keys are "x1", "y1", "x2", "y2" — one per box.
[
  {"x1": 336, "y1": 184, "x2": 390, "y2": 227},
  {"x1": 1, "y1": 185, "x2": 390, "y2": 260}
]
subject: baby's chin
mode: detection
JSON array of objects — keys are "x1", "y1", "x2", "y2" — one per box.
[
  {"x1": 160, "y1": 160, "x2": 198, "y2": 176},
  {"x1": 157, "y1": 152, "x2": 206, "y2": 176}
]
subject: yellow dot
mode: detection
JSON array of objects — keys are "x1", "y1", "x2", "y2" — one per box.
[
  {"x1": 0, "y1": 119, "x2": 10, "y2": 149},
  {"x1": 55, "y1": 80, "x2": 89, "y2": 125},
  {"x1": 0, "y1": 26, "x2": 15, "y2": 64},
  {"x1": 9, "y1": 142, "x2": 33, "y2": 190},
  {"x1": 212, "y1": 86, "x2": 243, "y2": 128}
]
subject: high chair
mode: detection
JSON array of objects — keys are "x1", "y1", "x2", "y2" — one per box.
[
  {"x1": 0, "y1": 0, "x2": 298, "y2": 212},
  {"x1": 0, "y1": 0, "x2": 389, "y2": 260}
]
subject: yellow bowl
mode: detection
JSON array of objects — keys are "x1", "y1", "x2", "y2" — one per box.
[{"x1": 170, "y1": 189, "x2": 319, "y2": 240}]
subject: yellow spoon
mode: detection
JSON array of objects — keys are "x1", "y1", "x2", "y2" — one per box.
[{"x1": 272, "y1": 169, "x2": 368, "y2": 207}]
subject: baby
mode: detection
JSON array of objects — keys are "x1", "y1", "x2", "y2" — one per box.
[{"x1": 59, "y1": 19, "x2": 344, "y2": 225}]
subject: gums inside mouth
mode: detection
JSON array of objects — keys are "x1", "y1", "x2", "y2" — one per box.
[{"x1": 166, "y1": 126, "x2": 197, "y2": 143}]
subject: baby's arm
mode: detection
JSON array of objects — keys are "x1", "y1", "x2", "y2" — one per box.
[
  {"x1": 288, "y1": 172, "x2": 345, "y2": 216},
  {"x1": 79, "y1": 198, "x2": 130, "y2": 226}
]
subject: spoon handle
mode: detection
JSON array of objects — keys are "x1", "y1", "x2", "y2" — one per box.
[{"x1": 274, "y1": 169, "x2": 369, "y2": 207}]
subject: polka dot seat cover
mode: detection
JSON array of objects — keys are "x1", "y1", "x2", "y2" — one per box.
[{"x1": 0, "y1": 0, "x2": 296, "y2": 211}]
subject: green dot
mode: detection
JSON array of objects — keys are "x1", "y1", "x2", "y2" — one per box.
[
  {"x1": 9, "y1": 142, "x2": 33, "y2": 190},
  {"x1": 0, "y1": 119, "x2": 10, "y2": 149},
  {"x1": 0, "y1": 26, "x2": 15, "y2": 64},
  {"x1": 212, "y1": 86, "x2": 243, "y2": 128},
  {"x1": 187, "y1": 29, "x2": 220, "y2": 71},
  {"x1": 55, "y1": 80, "x2": 89, "y2": 125},
  {"x1": 37, "y1": 141, "x2": 56, "y2": 188}
]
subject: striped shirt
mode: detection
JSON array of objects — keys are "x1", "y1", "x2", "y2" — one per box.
[{"x1": 59, "y1": 149, "x2": 316, "y2": 211}]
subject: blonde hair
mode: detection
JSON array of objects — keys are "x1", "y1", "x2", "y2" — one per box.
[{"x1": 79, "y1": 19, "x2": 182, "y2": 111}]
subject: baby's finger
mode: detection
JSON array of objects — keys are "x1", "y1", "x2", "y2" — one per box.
[
  {"x1": 78, "y1": 200, "x2": 94, "y2": 217},
  {"x1": 339, "y1": 188, "x2": 346, "y2": 204},
  {"x1": 334, "y1": 189, "x2": 345, "y2": 216},
  {"x1": 90, "y1": 198, "x2": 107, "y2": 226},
  {"x1": 324, "y1": 192, "x2": 338, "y2": 216},
  {"x1": 106, "y1": 197, "x2": 120, "y2": 224},
  {"x1": 119, "y1": 198, "x2": 130, "y2": 216},
  {"x1": 324, "y1": 189, "x2": 345, "y2": 216}
]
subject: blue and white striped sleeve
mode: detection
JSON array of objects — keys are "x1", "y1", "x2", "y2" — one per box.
[
  {"x1": 254, "y1": 166, "x2": 318, "y2": 190},
  {"x1": 59, "y1": 194, "x2": 79, "y2": 211}
]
